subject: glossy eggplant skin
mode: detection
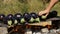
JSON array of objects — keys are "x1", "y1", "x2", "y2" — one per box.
[
  {"x1": 23, "y1": 13, "x2": 31, "y2": 23},
  {"x1": 30, "y1": 12, "x2": 40, "y2": 23},
  {"x1": 14, "y1": 13, "x2": 22, "y2": 24},
  {"x1": 30, "y1": 12, "x2": 38, "y2": 19},
  {"x1": 46, "y1": 10, "x2": 57, "y2": 19},
  {"x1": 4, "y1": 14, "x2": 14, "y2": 26}
]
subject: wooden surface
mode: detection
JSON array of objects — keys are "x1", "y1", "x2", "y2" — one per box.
[{"x1": 28, "y1": 21, "x2": 52, "y2": 26}]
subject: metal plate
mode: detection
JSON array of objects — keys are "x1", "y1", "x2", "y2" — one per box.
[{"x1": 47, "y1": 17, "x2": 60, "y2": 21}]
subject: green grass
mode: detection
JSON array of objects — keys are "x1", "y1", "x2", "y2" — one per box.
[{"x1": 0, "y1": 0, "x2": 60, "y2": 16}]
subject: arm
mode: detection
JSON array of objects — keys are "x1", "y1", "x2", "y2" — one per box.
[
  {"x1": 46, "y1": 0, "x2": 58, "y2": 11},
  {"x1": 39, "y1": 0, "x2": 58, "y2": 16}
]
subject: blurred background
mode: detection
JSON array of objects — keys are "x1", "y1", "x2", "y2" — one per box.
[{"x1": 0, "y1": 0, "x2": 60, "y2": 16}]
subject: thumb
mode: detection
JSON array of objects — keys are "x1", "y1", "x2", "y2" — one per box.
[{"x1": 45, "y1": 13, "x2": 49, "y2": 17}]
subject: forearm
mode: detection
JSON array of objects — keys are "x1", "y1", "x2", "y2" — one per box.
[{"x1": 46, "y1": 0, "x2": 58, "y2": 11}]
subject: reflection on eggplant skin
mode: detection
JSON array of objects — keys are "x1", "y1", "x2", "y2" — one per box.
[{"x1": 0, "y1": 14, "x2": 5, "y2": 24}]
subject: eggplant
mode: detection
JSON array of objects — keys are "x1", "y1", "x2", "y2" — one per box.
[
  {"x1": 14, "y1": 13, "x2": 22, "y2": 25},
  {"x1": 6, "y1": 14, "x2": 14, "y2": 26},
  {"x1": 23, "y1": 13, "x2": 31, "y2": 23},
  {"x1": 46, "y1": 10, "x2": 57, "y2": 19},
  {"x1": 14, "y1": 13, "x2": 25, "y2": 24},
  {"x1": 0, "y1": 14, "x2": 5, "y2": 23},
  {"x1": 30, "y1": 12, "x2": 40, "y2": 23}
]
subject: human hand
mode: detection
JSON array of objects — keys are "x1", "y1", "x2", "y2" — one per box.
[{"x1": 39, "y1": 10, "x2": 50, "y2": 16}]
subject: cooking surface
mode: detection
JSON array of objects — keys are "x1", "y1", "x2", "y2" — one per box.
[{"x1": 28, "y1": 21, "x2": 52, "y2": 26}]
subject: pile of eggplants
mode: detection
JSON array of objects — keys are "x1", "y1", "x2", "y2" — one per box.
[{"x1": 0, "y1": 10, "x2": 60, "y2": 27}]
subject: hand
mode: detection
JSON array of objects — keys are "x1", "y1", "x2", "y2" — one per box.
[{"x1": 39, "y1": 10, "x2": 50, "y2": 16}]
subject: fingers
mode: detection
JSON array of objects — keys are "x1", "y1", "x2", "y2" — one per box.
[
  {"x1": 38, "y1": 10, "x2": 49, "y2": 16},
  {"x1": 39, "y1": 11, "x2": 43, "y2": 16},
  {"x1": 45, "y1": 13, "x2": 49, "y2": 17}
]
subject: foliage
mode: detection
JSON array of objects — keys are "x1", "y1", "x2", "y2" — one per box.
[{"x1": 0, "y1": 0, "x2": 60, "y2": 16}]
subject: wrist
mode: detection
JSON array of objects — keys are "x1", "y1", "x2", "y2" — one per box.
[{"x1": 45, "y1": 9, "x2": 50, "y2": 13}]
